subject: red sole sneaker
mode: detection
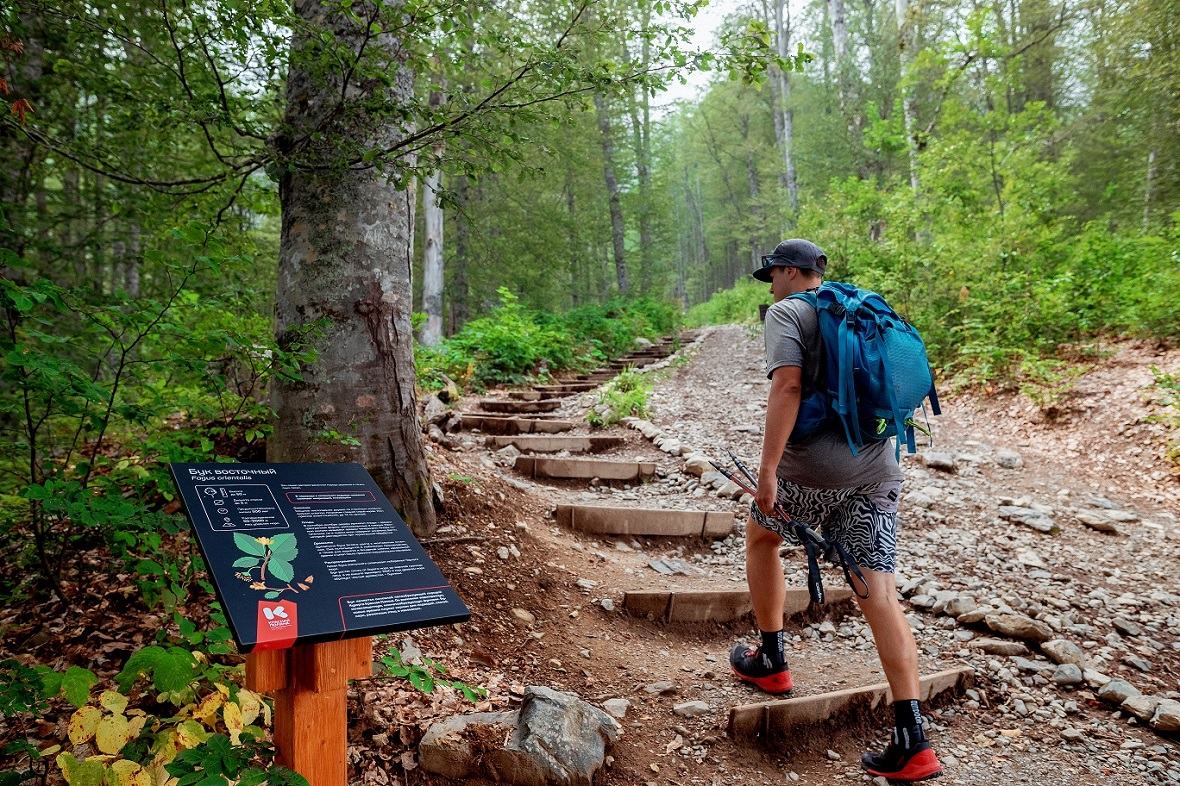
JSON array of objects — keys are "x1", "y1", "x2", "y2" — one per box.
[
  {"x1": 730, "y1": 663, "x2": 794, "y2": 694},
  {"x1": 863, "y1": 747, "x2": 943, "y2": 782}
]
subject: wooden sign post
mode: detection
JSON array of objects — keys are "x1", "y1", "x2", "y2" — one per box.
[
  {"x1": 246, "y1": 638, "x2": 373, "y2": 786},
  {"x1": 168, "y1": 462, "x2": 470, "y2": 786}
]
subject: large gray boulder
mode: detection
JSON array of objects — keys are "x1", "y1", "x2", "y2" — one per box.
[
  {"x1": 419, "y1": 687, "x2": 621, "y2": 786},
  {"x1": 985, "y1": 612, "x2": 1054, "y2": 642},
  {"x1": 1041, "y1": 639, "x2": 1086, "y2": 667}
]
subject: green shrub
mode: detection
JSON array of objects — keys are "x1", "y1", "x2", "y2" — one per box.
[
  {"x1": 685, "y1": 279, "x2": 770, "y2": 326},
  {"x1": 587, "y1": 369, "x2": 651, "y2": 428}
]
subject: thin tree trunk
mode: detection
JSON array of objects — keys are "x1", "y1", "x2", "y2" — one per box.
[
  {"x1": 420, "y1": 90, "x2": 445, "y2": 346},
  {"x1": 594, "y1": 90, "x2": 628, "y2": 297},
  {"x1": 1143, "y1": 149, "x2": 1158, "y2": 231},
  {"x1": 565, "y1": 165, "x2": 582, "y2": 307},
  {"x1": 828, "y1": 0, "x2": 850, "y2": 115},
  {"x1": 451, "y1": 172, "x2": 469, "y2": 331},
  {"x1": 270, "y1": 0, "x2": 435, "y2": 535},
  {"x1": 775, "y1": 0, "x2": 799, "y2": 213},
  {"x1": 896, "y1": 0, "x2": 922, "y2": 193}
]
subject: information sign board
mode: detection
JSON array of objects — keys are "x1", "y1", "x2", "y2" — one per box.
[{"x1": 170, "y1": 462, "x2": 470, "y2": 652}]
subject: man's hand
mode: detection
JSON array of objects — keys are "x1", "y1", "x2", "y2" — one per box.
[{"x1": 755, "y1": 478, "x2": 778, "y2": 516}]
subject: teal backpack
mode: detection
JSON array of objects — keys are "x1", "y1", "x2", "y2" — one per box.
[{"x1": 786, "y1": 282, "x2": 940, "y2": 456}]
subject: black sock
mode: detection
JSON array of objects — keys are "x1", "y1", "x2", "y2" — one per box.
[
  {"x1": 892, "y1": 700, "x2": 925, "y2": 748},
  {"x1": 759, "y1": 629, "x2": 786, "y2": 668}
]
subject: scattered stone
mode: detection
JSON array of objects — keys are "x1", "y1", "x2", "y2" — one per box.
[
  {"x1": 1150, "y1": 699, "x2": 1180, "y2": 732},
  {"x1": 1083, "y1": 669, "x2": 1112, "y2": 689},
  {"x1": 643, "y1": 681, "x2": 677, "y2": 696},
  {"x1": 1097, "y1": 679, "x2": 1141, "y2": 705},
  {"x1": 922, "y1": 452, "x2": 957, "y2": 472},
  {"x1": 1052, "y1": 663, "x2": 1084, "y2": 686},
  {"x1": 418, "y1": 687, "x2": 620, "y2": 786},
  {"x1": 512, "y1": 608, "x2": 537, "y2": 625},
  {"x1": 424, "y1": 395, "x2": 447, "y2": 425},
  {"x1": 1041, "y1": 639, "x2": 1086, "y2": 667},
  {"x1": 599, "y1": 598, "x2": 615, "y2": 613},
  {"x1": 601, "y1": 699, "x2": 630, "y2": 719},
  {"x1": 1073, "y1": 509, "x2": 1119, "y2": 533},
  {"x1": 1060, "y1": 728, "x2": 1085, "y2": 742},
  {"x1": 1113, "y1": 617, "x2": 1143, "y2": 637},
  {"x1": 971, "y1": 638, "x2": 1030, "y2": 656},
  {"x1": 672, "y1": 701, "x2": 710, "y2": 718},
  {"x1": 944, "y1": 596, "x2": 978, "y2": 618},
  {"x1": 1125, "y1": 656, "x2": 1153, "y2": 672},
  {"x1": 985, "y1": 612, "x2": 1053, "y2": 642},
  {"x1": 1017, "y1": 550, "x2": 1046, "y2": 569},
  {"x1": 1105, "y1": 509, "x2": 1141, "y2": 523},
  {"x1": 997, "y1": 506, "x2": 1057, "y2": 534},
  {"x1": 1122, "y1": 695, "x2": 1162, "y2": 721},
  {"x1": 825, "y1": 749, "x2": 842, "y2": 761},
  {"x1": 995, "y1": 449, "x2": 1023, "y2": 469},
  {"x1": 682, "y1": 455, "x2": 713, "y2": 477},
  {"x1": 956, "y1": 608, "x2": 990, "y2": 625}
]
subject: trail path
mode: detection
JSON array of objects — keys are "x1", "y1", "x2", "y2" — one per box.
[{"x1": 361, "y1": 325, "x2": 1180, "y2": 786}]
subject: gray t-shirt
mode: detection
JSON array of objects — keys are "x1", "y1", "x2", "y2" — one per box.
[{"x1": 764, "y1": 297, "x2": 903, "y2": 490}]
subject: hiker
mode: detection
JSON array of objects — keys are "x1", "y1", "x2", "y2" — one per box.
[{"x1": 730, "y1": 239, "x2": 942, "y2": 782}]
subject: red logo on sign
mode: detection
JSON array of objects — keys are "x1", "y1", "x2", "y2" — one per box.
[{"x1": 255, "y1": 601, "x2": 298, "y2": 650}]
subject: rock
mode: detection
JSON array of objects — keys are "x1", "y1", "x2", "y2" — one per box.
[
  {"x1": 1041, "y1": 639, "x2": 1086, "y2": 667},
  {"x1": 599, "y1": 598, "x2": 615, "y2": 613},
  {"x1": 1113, "y1": 617, "x2": 1143, "y2": 637},
  {"x1": 944, "y1": 596, "x2": 978, "y2": 618},
  {"x1": 419, "y1": 687, "x2": 620, "y2": 786},
  {"x1": 985, "y1": 612, "x2": 1053, "y2": 642},
  {"x1": 1082, "y1": 668, "x2": 1112, "y2": 689},
  {"x1": 904, "y1": 491, "x2": 936, "y2": 509},
  {"x1": 995, "y1": 449, "x2": 1023, "y2": 469},
  {"x1": 1105, "y1": 509, "x2": 1140, "y2": 522},
  {"x1": 825, "y1": 750, "x2": 842, "y2": 761},
  {"x1": 436, "y1": 374, "x2": 462, "y2": 404},
  {"x1": 1052, "y1": 663, "x2": 1084, "y2": 686},
  {"x1": 1017, "y1": 550, "x2": 1046, "y2": 569},
  {"x1": 643, "y1": 681, "x2": 677, "y2": 696},
  {"x1": 716, "y1": 480, "x2": 743, "y2": 498},
  {"x1": 682, "y1": 454, "x2": 713, "y2": 477},
  {"x1": 1060, "y1": 728, "x2": 1085, "y2": 742},
  {"x1": 1125, "y1": 656, "x2": 1153, "y2": 672},
  {"x1": 922, "y1": 452, "x2": 957, "y2": 472},
  {"x1": 660, "y1": 439, "x2": 681, "y2": 455},
  {"x1": 1150, "y1": 699, "x2": 1180, "y2": 732},
  {"x1": 1122, "y1": 695, "x2": 1161, "y2": 721},
  {"x1": 496, "y1": 444, "x2": 522, "y2": 461},
  {"x1": 1097, "y1": 679, "x2": 1141, "y2": 705},
  {"x1": 424, "y1": 395, "x2": 448, "y2": 425},
  {"x1": 1073, "y1": 509, "x2": 1119, "y2": 533},
  {"x1": 699, "y1": 471, "x2": 726, "y2": 487},
  {"x1": 672, "y1": 701, "x2": 710, "y2": 718},
  {"x1": 428, "y1": 424, "x2": 448, "y2": 443},
  {"x1": 634, "y1": 337, "x2": 654, "y2": 349},
  {"x1": 601, "y1": 699, "x2": 630, "y2": 719},
  {"x1": 956, "y1": 607, "x2": 990, "y2": 625},
  {"x1": 971, "y1": 638, "x2": 1030, "y2": 656},
  {"x1": 512, "y1": 608, "x2": 537, "y2": 625},
  {"x1": 997, "y1": 506, "x2": 1058, "y2": 534},
  {"x1": 909, "y1": 594, "x2": 937, "y2": 609}
]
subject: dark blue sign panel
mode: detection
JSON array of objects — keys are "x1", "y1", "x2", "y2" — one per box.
[{"x1": 170, "y1": 462, "x2": 470, "y2": 652}]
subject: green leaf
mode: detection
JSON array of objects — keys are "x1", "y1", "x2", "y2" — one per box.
[
  {"x1": 61, "y1": 666, "x2": 98, "y2": 709},
  {"x1": 232, "y1": 557, "x2": 261, "y2": 569},
  {"x1": 266, "y1": 558, "x2": 294, "y2": 583},
  {"x1": 264, "y1": 591, "x2": 281, "y2": 600},
  {"x1": 234, "y1": 534, "x2": 267, "y2": 557}
]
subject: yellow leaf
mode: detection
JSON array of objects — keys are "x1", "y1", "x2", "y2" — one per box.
[
  {"x1": 235, "y1": 690, "x2": 261, "y2": 726},
  {"x1": 68, "y1": 706, "x2": 103, "y2": 745},
  {"x1": 127, "y1": 715, "x2": 147, "y2": 739},
  {"x1": 214, "y1": 683, "x2": 230, "y2": 697},
  {"x1": 96, "y1": 713, "x2": 131, "y2": 755},
  {"x1": 41, "y1": 744, "x2": 61, "y2": 756},
  {"x1": 175, "y1": 720, "x2": 208, "y2": 750},
  {"x1": 100, "y1": 691, "x2": 129, "y2": 715},
  {"x1": 194, "y1": 692, "x2": 224, "y2": 725},
  {"x1": 56, "y1": 753, "x2": 106, "y2": 786},
  {"x1": 147, "y1": 763, "x2": 173, "y2": 786},
  {"x1": 260, "y1": 697, "x2": 272, "y2": 727},
  {"x1": 109, "y1": 760, "x2": 142, "y2": 786},
  {"x1": 149, "y1": 730, "x2": 178, "y2": 768},
  {"x1": 224, "y1": 700, "x2": 244, "y2": 745}
]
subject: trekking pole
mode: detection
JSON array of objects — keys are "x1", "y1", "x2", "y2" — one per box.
[{"x1": 710, "y1": 456, "x2": 870, "y2": 602}]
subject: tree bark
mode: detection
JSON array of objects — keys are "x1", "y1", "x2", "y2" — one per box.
[
  {"x1": 270, "y1": 0, "x2": 435, "y2": 535},
  {"x1": 594, "y1": 90, "x2": 628, "y2": 297},
  {"x1": 451, "y1": 172, "x2": 470, "y2": 331},
  {"x1": 1143, "y1": 149, "x2": 1158, "y2": 231},
  {"x1": 775, "y1": 0, "x2": 799, "y2": 212}
]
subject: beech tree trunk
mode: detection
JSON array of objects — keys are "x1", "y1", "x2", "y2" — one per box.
[
  {"x1": 269, "y1": 0, "x2": 436, "y2": 535},
  {"x1": 594, "y1": 90, "x2": 628, "y2": 297},
  {"x1": 775, "y1": 0, "x2": 799, "y2": 212},
  {"x1": 420, "y1": 89, "x2": 445, "y2": 346},
  {"x1": 897, "y1": 0, "x2": 922, "y2": 193}
]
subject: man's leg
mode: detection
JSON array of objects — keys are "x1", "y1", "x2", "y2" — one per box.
[
  {"x1": 746, "y1": 516, "x2": 785, "y2": 631},
  {"x1": 729, "y1": 514, "x2": 793, "y2": 693},
  {"x1": 854, "y1": 569, "x2": 919, "y2": 701}
]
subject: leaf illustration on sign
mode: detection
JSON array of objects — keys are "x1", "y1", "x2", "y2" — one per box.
[{"x1": 232, "y1": 533, "x2": 310, "y2": 598}]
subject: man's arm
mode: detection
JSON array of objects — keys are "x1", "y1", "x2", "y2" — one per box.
[{"x1": 756, "y1": 365, "x2": 803, "y2": 515}]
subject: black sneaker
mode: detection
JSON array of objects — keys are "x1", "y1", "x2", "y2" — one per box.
[
  {"x1": 728, "y1": 643, "x2": 793, "y2": 693},
  {"x1": 861, "y1": 737, "x2": 942, "y2": 782}
]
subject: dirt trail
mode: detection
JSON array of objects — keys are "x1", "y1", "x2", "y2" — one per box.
[{"x1": 356, "y1": 326, "x2": 1180, "y2": 786}]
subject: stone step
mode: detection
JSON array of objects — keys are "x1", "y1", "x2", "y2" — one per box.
[
  {"x1": 489, "y1": 436, "x2": 624, "y2": 454},
  {"x1": 459, "y1": 416, "x2": 574, "y2": 434},
  {"x1": 555, "y1": 505, "x2": 733, "y2": 537},
  {"x1": 513, "y1": 457, "x2": 655, "y2": 481},
  {"x1": 507, "y1": 390, "x2": 566, "y2": 401},
  {"x1": 478, "y1": 399, "x2": 562, "y2": 414},
  {"x1": 728, "y1": 666, "x2": 975, "y2": 744},
  {"x1": 622, "y1": 587, "x2": 853, "y2": 623}
]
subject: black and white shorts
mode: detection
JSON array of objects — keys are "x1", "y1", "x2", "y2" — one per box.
[{"x1": 749, "y1": 478, "x2": 902, "y2": 574}]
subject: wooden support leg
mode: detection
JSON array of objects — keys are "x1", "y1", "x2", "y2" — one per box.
[{"x1": 246, "y1": 638, "x2": 372, "y2": 786}]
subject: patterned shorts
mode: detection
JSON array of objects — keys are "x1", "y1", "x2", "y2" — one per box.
[{"x1": 749, "y1": 479, "x2": 902, "y2": 574}]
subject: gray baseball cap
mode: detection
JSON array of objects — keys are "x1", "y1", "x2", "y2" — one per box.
[{"x1": 752, "y1": 239, "x2": 827, "y2": 282}]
